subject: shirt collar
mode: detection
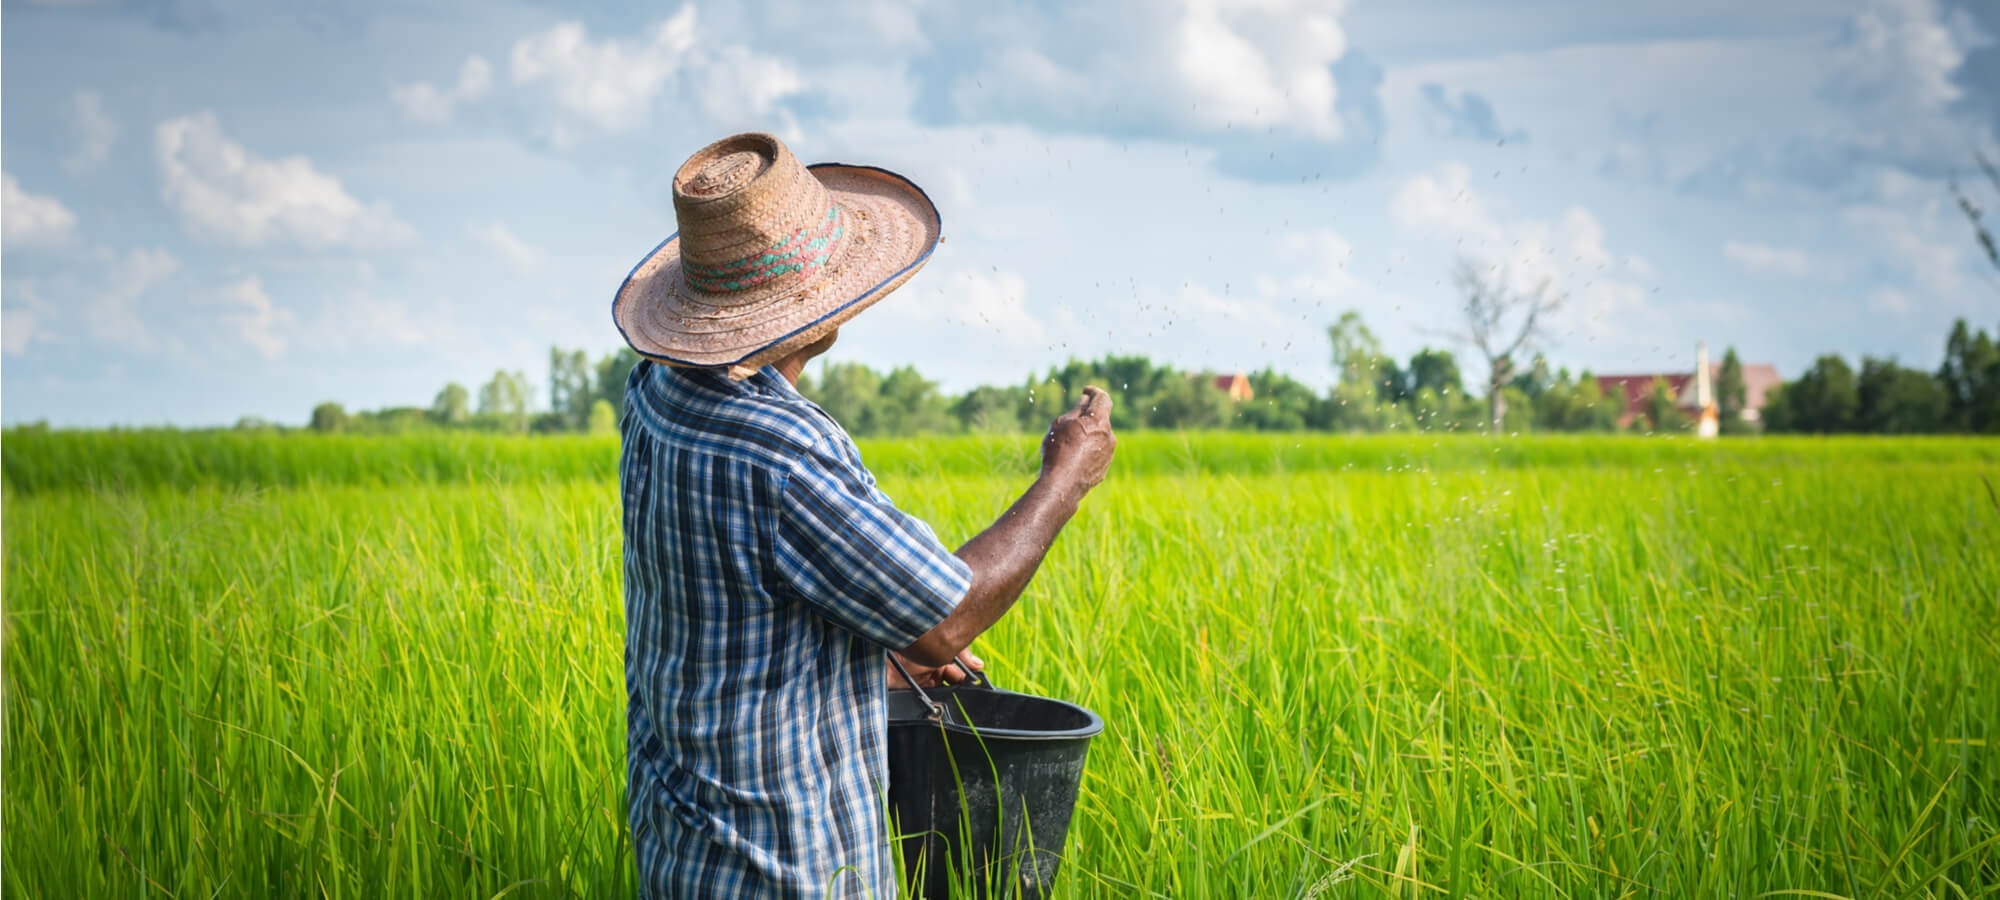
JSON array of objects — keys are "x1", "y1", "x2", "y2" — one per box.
[{"x1": 654, "y1": 362, "x2": 798, "y2": 401}]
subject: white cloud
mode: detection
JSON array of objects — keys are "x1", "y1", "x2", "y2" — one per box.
[
  {"x1": 218, "y1": 276, "x2": 290, "y2": 360},
  {"x1": 391, "y1": 56, "x2": 494, "y2": 124},
  {"x1": 723, "y1": 0, "x2": 929, "y2": 56},
  {"x1": 1389, "y1": 163, "x2": 1663, "y2": 351},
  {"x1": 1723, "y1": 240, "x2": 1815, "y2": 278},
  {"x1": 504, "y1": 7, "x2": 804, "y2": 144},
  {"x1": 87, "y1": 247, "x2": 183, "y2": 352},
  {"x1": 2, "y1": 306, "x2": 37, "y2": 355},
  {"x1": 1390, "y1": 163, "x2": 1626, "y2": 294},
  {"x1": 1163, "y1": 228, "x2": 1376, "y2": 370},
  {"x1": 1388, "y1": 162, "x2": 1504, "y2": 245},
  {"x1": 1869, "y1": 286, "x2": 1913, "y2": 314},
  {"x1": 3, "y1": 248, "x2": 183, "y2": 355},
  {"x1": 511, "y1": 13, "x2": 695, "y2": 129},
  {"x1": 3, "y1": 283, "x2": 51, "y2": 355},
  {"x1": 1808, "y1": 0, "x2": 1988, "y2": 179},
  {"x1": 1824, "y1": 0, "x2": 1965, "y2": 114},
  {"x1": 1258, "y1": 229, "x2": 1366, "y2": 300},
  {"x1": 878, "y1": 267, "x2": 1047, "y2": 350},
  {"x1": 1842, "y1": 202, "x2": 1966, "y2": 298},
  {"x1": 297, "y1": 289, "x2": 432, "y2": 350},
  {"x1": 470, "y1": 221, "x2": 545, "y2": 270},
  {"x1": 950, "y1": 269, "x2": 1046, "y2": 349},
  {"x1": 347, "y1": 295, "x2": 428, "y2": 346},
  {"x1": 2, "y1": 172, "x2": 79, "y2": 248},
  {"x1": 155, "y1": 111, "x2": 415, "y2": 250},
  {"x1": 940, "y1": 0, "x2": 1355, "y2": 140},
  {"x1": 689, "y1": 44, "x2": 806, "y2": 125},
  {"x1": 1176, "y1": 0, "x2": 1347, "y2": 138},
  {"x1": 509, "y1": 10, "x2": 695, "y2": 139},
  {"x1": 64, "y1": 90, "x2": 119, "y2": 173}
]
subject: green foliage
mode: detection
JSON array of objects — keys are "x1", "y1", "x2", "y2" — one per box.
[
  {"x1": 5, "y1": 433, "x2": 1999, "y2": 896},
  {"x1": 476, "y1": 369, "x2": 533, "y2": 432},
  {"x1": 548, "y1": 347, "x2": 594, "y2": 431},
  {"x1": 1018, "y1": 355, "x2": 1239, "y2": 431},
  {"x1": 1408, "y1": 385, "x2": 1477, "y2": 432},
  {"x1": 350, "y1": 406, "x2": 433, "y2": 435},
  {"x1": 1767, "y1": 355, "x2": 1860, "y2": 434},
  {"x1": 1324, "y1": 310, "x2": 1413, "y2": 432},
  {"x1": 309, "y1": 401, "x2": 347, "y2": 433},
  {"x1": 587, "y1": 399, "x2": 618, "y2": 435},
  {"x1": 1533, "y1": 369, "x2": 1619, "y2": 433},
  {"x1": 595, "y1": 347, "x2": 642, "y2": 418},
  {"x1": 1326, "y1": 378, "x2": 1408, "y2": 433},
  {"x1": 1147, "y1": 371, "x2": 1233, "y2": 429},
  {"x1": 1372, "y1": 355, "x2": 1410, "y2": 405},
  {"x1": 1238, "y1": 369, "x2": 1323, "y2": 431},
  {"x1": 1717, "y1": 346, "x2": 1750, "y2": 433},
  {"x1": 801, "y1": 361, "x2": 885, "y2": 434},
  {"x1": 280, "y1": 317, "x2": 2000, "y2": 440},
  {"x1": 1857, "y1": 356, "x2": 1950, "y2": 434},
  {"x1": 1507, "y1": 352, "x2": 1554, "y2": 400},
  {"x1": 1938, "y1": 318, "x2": 2000, "y2": 433},
  {"x1": 952, "y1": 385, "x2": 1030, "y2": 434},
  {"x1": 1407, "y1": 347, "x2": 1464, "y2": 398},
  {"x1": 874, "y1": 366, "x2": 955, "y2": 435},
  {"x1": 1642, "y1": 376, "x2": 1691, "y2": 433},
  {"x1": 430, "y1": 382, "x2": 470, "y2": 426},
  {"x1": 1497, "y1": 384, "x2": 1534, "y2": 433},
  {"x1": 1327, "y1": 310, "x2": 1379, "y2": 383}
]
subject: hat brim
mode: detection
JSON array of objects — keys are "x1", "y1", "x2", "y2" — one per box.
[{"x1": 611, "y1": 163, "x2": 940, "y2": 375}]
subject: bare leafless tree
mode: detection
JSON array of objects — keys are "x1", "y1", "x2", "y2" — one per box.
[{"x1": 1437, "y1": 255, "x2": 1565, "y2": 433}]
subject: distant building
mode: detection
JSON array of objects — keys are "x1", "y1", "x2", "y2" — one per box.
[
  {"x1": 1595, "y1": 344, "x2": 1781, "y2": 434},
  {"x1": 1213, "y1": 372, "x2": 1255, "y2": 402}
]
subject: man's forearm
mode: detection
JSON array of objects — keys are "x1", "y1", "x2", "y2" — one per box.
[{"x1": 899, "y1": 475, "x2": 1081, "y2": 666}]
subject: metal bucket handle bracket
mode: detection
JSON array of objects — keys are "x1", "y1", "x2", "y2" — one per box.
[{"x1": 886, "y1": 652, "x2": 994, "y2": 722}]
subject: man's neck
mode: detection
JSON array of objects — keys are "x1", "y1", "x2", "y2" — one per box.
[{"x1": 773, "y1": 354, "x2": 808, "y2": 388}]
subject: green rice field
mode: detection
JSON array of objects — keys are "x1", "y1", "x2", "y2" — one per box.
[{"x1": 4, "y1": 430, "x2": 1998, "y2": 897}]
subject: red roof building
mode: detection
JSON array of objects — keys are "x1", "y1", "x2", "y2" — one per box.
[
  {"x1": 1213, "y1": 372, "x2": 1254, "y2": 402},
  {"x1": 1595, "y1": 356, "x2": 1781, "y2": 430}
]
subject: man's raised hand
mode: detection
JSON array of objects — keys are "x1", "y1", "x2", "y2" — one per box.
[{"x1": 1041, "y1": 386, "x2": 1116, "y2": 499}]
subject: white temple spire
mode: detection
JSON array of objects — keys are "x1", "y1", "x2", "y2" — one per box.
[{"x1": 1695, "y1": 341, "x2": 1719, "y2": 438}]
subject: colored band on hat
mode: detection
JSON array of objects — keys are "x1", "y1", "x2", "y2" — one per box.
[{"x1": 682, "y1": 205, "x2": 844, "y2": 294}]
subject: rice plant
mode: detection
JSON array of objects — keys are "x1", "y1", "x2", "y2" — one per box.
[{"x1": 4, "y1": 432, "x2": 1996, "y2": 896}]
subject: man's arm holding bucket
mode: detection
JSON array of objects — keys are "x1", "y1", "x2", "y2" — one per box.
[{"x1": 899, "y1": 387, "x2": 1117, "y2": 669}]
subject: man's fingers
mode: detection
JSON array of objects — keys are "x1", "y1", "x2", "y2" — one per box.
[{"x1": 1078, "y1": 386, "x2": 1111, "y2": 418}]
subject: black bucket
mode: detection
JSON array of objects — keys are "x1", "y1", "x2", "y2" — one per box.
[{"x1": 885, "y1": 656, "x2": 1103, "y2": 899}]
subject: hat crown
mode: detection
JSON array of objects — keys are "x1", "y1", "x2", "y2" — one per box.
[
  {"x1": 681, "y1": 150, "x2": 765, "y2": 198},
  {"x1": 671, "y1": 133, "x2": 840, "y2": 296}
]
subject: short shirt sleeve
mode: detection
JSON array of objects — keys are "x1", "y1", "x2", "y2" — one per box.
[{"x1": 775, "y1": 438, "x2": 971, "y2": 650}]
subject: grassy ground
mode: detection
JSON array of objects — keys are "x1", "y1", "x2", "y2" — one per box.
[{"x1": 4, "y1": 432, "x2": 1997, "y2": 896}]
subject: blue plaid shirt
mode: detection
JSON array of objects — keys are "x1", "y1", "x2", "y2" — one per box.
[{"x1": 620, "y1": 361, "x2": 972, "y2": 898}]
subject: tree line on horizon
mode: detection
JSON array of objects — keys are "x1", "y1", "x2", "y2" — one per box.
[
  {"x1": 1763, "y1": 319, "x2": 2000, "y2": 434},
  {"x1": 274, "y1": 314, "x2": 2000, "y2": 439}
]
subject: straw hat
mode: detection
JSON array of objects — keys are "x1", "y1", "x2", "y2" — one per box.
[{"x1": 612, "y1": 132, "x2": 941, "y2": 380}]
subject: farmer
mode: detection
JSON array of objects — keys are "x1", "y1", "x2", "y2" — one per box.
[{"x1": 610, "y1": 132, "x2": 1117, "y2": 898}]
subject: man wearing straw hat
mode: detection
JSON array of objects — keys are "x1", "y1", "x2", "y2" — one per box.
[{"x1": 612, "y1": 132, "x2": 1117, "y2": 898}]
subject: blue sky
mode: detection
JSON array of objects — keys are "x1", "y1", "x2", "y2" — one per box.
[{"x1": 3, "y1": 0, "x2": 1996, "y2": 426}]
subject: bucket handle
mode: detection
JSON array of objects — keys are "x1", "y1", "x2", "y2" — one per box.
[{"x1": 887, "y1": 652, "x2": 994, "y2": 723}]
